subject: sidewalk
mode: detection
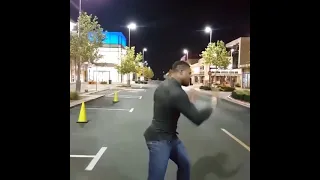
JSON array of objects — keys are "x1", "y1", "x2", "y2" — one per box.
[
  {"x1": 190, "y1": 85, "x2": 250, "y2": 108},
  {"x1": 190, "y1": 85, "x2": 230, "y2": 98},
  {"x1": 70, "y1": 95, "x2": 105, "y2": 108},
  {"x1": 70, "y1": 82, "x2": 136, "y2": 107},
  {"x1": 225, "y1": 95, "x2": 250, "y2": 108},
  {"x1": 70, "y1": 83, "x2": 123, "y2": 94}
]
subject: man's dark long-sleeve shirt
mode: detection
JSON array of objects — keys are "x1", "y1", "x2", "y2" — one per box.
[{"x1": 144, "y1": 78, "x2": 213, "y2": 142}]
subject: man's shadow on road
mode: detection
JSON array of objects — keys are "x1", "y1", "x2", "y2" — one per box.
[
  {"x1": 191, "y1": 152, "x2": 242, "y2": 180},
  {"x1": 89, "y1": 166, "x2": 136, "y2": 180}
]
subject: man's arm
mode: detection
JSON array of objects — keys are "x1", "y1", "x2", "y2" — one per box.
[{"x1": 171, "y1": 90, "x2": 213, "y2": 126}]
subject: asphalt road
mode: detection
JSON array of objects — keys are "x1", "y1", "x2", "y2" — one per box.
[{"x1": 70, "y1": 84, "x2": 250, "y2": 180}]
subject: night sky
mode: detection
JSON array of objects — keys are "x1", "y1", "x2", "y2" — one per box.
[{"x1": 70, "y1": 0, "x2": 249, "y2": 79}]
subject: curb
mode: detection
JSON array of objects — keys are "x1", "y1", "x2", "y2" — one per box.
[
  {"x1": 223, "y1": 95, "x2": 250, "y2": 108},
  {"x1": 79, "y1": 87, "x2": 115, "y2": 95},
  {"x1": 70, "y1": 95, "x2": 105, "y2": 108}
]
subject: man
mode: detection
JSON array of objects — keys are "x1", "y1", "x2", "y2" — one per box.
[{"x1": 144, "y1": 61, "x2": 213, "y2": 180}]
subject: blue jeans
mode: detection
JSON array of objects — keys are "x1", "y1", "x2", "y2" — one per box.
[{"x1": 146, "y1": 139, "x2": 191, "y2": 180}]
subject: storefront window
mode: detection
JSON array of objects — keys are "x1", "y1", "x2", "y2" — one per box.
[{"x1": 242, "y1": 73, "x2": 250, "y2": 89}]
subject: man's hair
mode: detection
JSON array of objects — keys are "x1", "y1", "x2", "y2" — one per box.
[{"x1": 171, "y1": 61, "x2": 190, "y2": 72}]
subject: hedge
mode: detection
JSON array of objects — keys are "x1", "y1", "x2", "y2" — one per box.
[
  {"x1": 231, "y1": 90, "x2": 250, "y2": 103},
  {"x1": 200, "y1": 85, "x2": 235, "y2": 92},
  {"x1": 218, "y1": 86, "x2": 235, "y2": 92},
  {"x1": 70, "y1": 91, "x2": 79, "y2": 100},
  {"x1": 135, "y1": 80, "x2": 148, "y2": 84},
  {"x1": 199, "y1": 86, "x2": 212, "y2": 91}
]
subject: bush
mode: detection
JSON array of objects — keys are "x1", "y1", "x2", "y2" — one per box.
[
  {"x1": 231, "y1": 90, "x2": 250, "y2": 103},
  {"x1": 70, "y1": 91, "x2": 79, "y2": 100},
  {"x1": 199, "y1": 86, "x2": 212, "y2": 91},
  {"x1": 219, "y1": 86, "x2": 235, "y2": 92},
  {"x1": 235, "y1": 83, "x2": 241, "y2": 87},
  {"x1": 118, "y1": 85, "x2": 131, "y2": 87},
  {"x1": 88, "y1": 81, "x2": 96, "y2": 84},
  {"x1": 100, "y1": 81, "x2": 108, "y2": 84}
]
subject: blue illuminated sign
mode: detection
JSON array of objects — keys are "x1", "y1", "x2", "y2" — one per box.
[
  {"x1": 102, "y1": 31, "x2": 127, "y2": 47},
  {"x1": 88, "y1": 31, "x2": 127, "y2": 47}
]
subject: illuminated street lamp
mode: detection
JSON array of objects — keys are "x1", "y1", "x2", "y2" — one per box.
[
  {"x1": 183, "y1": 49, "x2": 188, "y2": 61},
  {"x1": 127, "y1": 22, "x2": 137, "y2": 47},
  {"x1": 230, "y1": 48, "x2": 235, "y2": 63},
  {"x1": 143, "y1": 48, "x2": 147, "y2": 66},
  {"x1": 205, "y1": 26, "x2": 212, "y2": 43}
]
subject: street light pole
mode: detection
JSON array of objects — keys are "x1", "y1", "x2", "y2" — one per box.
[
  {"x1": 76, "y1": 0, "x2": 82, "y2": 92},
  {"x1": 142, "y1": 48, "x2": 147, "y2": 80},
  {"x1": 183, "y1": 49, "x2": 188, "y2": 61},
  {"x1": 143, "y1": 48, "x2": 147, "y2": 65},
  {"x1": 205, "y1": 26, "x2": 212, "y2": 43},
  {"x1": 128, "y1": 28, "x2": 131, "y2": 47},
  {"x1": 127, "y1": 23, "x2": 137, "y2": 47},
  {"x1": 78, "y1": 0, "x2": 81, "y2": 36},
  {"x1": 126, "y1": 22, "x2": 137, "y2": 84}
]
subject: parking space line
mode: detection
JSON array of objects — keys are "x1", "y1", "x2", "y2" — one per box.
[
  {"x1": 139, "y1": 96, "x2": 142, "y2": 99},
  {"x1": 106, "y1": 91, "x2": 121, "y2": 96},
  {"x1": 70, "y1": 155, "x2": 95, "y2": 158},
  {"x1": 122, "y1": 89, "x2": 146, "y2": 92},
  {"x1": 221, "y1": 128, "x2": 250, "y2": 152},
  {"x1": 105, "y1": 95, "x2": 141, "y2": 99},
  {"x1": 129, "y1": 108, "x2": 134, "y2": 112},
  {"x1": 85, "y1": 147, "x2": 107, "y2": 171},
  {"x1": 107, "y1": 93, "x2": 114, "y2": 96},
  {"x1": 86, "y1": 108, "x2": 132, "y2": 111}
]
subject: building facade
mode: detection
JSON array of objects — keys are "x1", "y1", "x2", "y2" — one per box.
[
  {"x1": 226, "y1": 37, "x2": 250, "y2": 88},
  {"x1": 190, "y1": 58, "x2": 242, "y2": 87},
  {"x1": 70, "y1": 29, "x2": 133, "y2": 83},
  {"x1": 190, "y1": 38, "x2": 250, "y2": 87},
  {"x1": 188, "y1": 37, "x2": 250, "y2": 88},
  {"x1": 88, "y1": 32, "x2": 135, "y2": 84}
]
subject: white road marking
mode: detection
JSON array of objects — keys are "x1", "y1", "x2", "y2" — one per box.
[
  {"x1": 106, "y1": 90, "x2": 121, "y2": 96},
  {"x1": 140, "y1": 85, "x2": 142, "y2": 88},
  {"x1": 123, "y1": 89, "x2": 146, "y2": 92},
  {"x1": 221, "y1": 128, "x2": 250, "y2": 152},
  {"x1": 129, "y1": 108, "x2": 134, "y2": 112},
  {"x1": 85, "y1": 147, "x2": 108, "y2": 171},
  {"x1": 86, "y1": 108, "x2": 131, "y2": 111},
  {"x1": 70, "y1": 155, "x2": 95, "y2": 158},
  {"x1": 139, "y1": 96, "x2": 142, "y2": 99},
  {"x1": 105, "y1": 95, "x2": 141, "y2": 99}
]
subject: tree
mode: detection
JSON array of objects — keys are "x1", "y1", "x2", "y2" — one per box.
[
  {"x1": 144, "y1": 67, "x2": 154, "y2": 80},
  {"x1": 200, "y1": 40, "x2": 229, "y2": 87},
  {"x1": 70, "y1": 12, "x2": 105, "y2": 92},
  {"x1": 136, "y1": 66, "x2": 144, "y2": 78},
  {"x1": 135, "y1": 52, "x2": 143, "y2": 64},
  {"x1": 134, "y1": 52, "x2": 143, "y2": 81},
  {"x1": 115, "y1": 46, "x2": 143, "y2": 86}
]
